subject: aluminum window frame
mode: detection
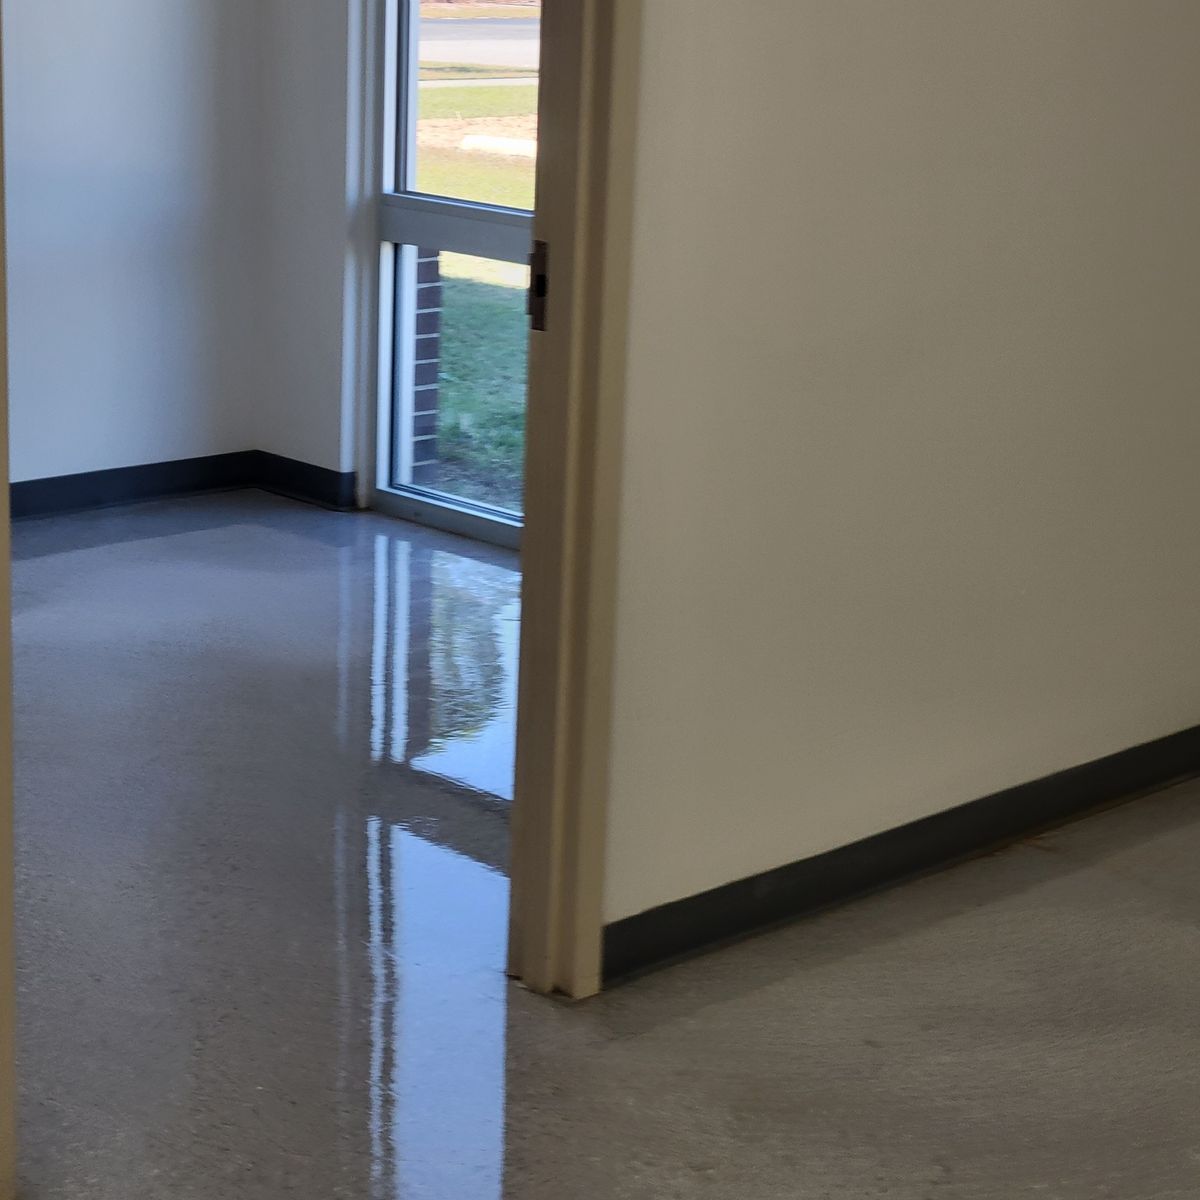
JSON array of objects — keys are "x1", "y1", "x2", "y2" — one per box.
[{"x1": 374, "y1": 0, "x2": 536, "y2": 547}]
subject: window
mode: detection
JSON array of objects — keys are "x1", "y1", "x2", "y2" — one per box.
[{"x1": 376, "y1": 2, "x2": 541, "y2": 544}]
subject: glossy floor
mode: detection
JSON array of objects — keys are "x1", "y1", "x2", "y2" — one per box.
[{"x1": 13, "y1": 492, "x2": 1200, "y2": 1199}]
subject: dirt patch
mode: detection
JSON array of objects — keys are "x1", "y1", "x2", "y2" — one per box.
[{"x1": 418, "y1": 114, "x2": 538, "y2": 152}]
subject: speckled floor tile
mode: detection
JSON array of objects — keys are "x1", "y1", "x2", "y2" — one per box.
[{"x1": 12, "y1": 492, "x2": 1200, "y2": 1199}]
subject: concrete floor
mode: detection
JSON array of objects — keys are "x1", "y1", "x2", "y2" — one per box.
[{"x1": 12, "y1": 492, "x2": 1200, "y2": 1199}]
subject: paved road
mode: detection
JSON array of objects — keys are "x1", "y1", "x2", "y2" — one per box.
[{"x1": 419, "y1": 17, "x2": 540, "y2": 69}]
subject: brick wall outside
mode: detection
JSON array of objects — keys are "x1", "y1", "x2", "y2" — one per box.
[{"x1": 411, "y1": 248, "x2": 442, "y2": 487}]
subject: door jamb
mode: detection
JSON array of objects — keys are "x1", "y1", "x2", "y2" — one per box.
[
  {"x1": 353, "y1": 0, "x2": 628, "y2": 1000},
  {"x1": 507, "y1": 0, "x2": 629, "y2": 1000}
]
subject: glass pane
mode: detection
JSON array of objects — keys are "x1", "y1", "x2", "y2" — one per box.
[
  {"x1": 393, "y1": 248, "x2": 529, "y2": 515},
  {"x1": 413, "y1": 2, "x2": 540, "y2": 209}
]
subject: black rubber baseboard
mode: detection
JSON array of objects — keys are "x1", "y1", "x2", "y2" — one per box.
[
  {"x1": 602, "y1": 723, "x2": 1200, "y2": 983},
  {"x1": 11, "y1": 451, "x2": 357, "y2": 519},
  {"x1": 252, "y1": 451, "x2": 358, "y2": 510}
]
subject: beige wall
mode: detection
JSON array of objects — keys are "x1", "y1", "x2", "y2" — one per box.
[{"x1": 599, "y1": 0, "x2": 1200, "y2": 922}]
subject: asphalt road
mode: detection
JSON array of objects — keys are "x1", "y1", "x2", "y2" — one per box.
[{"x1": 419, "y1": 17, "x2": 541, "y2": 69}]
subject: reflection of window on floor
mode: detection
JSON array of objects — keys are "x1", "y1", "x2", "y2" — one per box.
[
  {"x1": 365, "y1": 818, "x2": 507, "y2": 1198},
  {"x1": 370, "y1": 535, "x2": 520, "y2": 801}
]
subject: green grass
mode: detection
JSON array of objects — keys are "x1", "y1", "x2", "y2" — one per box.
[
  {"x1": 420, "y1": 63, "x2": 537, "y2": 80},
  {"x1": 417, "y1": 150, "x2": 534, "y2": 209},
  {"x1": 410, "y1": 82, "x2": 537, "y2": 507},
  {"x1": 419, "y1": 83, "x2": 537, "y2": 121},
  {"x1": 416, "y1": 83, "x2": 537, "y2": 208},
  {"x1": 433, "y1": 263, "x2": 529, "y2": 512}
]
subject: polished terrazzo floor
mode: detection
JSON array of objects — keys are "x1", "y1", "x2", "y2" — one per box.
[{"x1": 12, "y1": 491, "x2": 1200, "y2": 1199}]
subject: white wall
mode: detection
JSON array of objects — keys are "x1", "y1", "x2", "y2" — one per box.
[
  {"x1": 253, "y1": 0, "x2": 361, "y2": 476},
  {"x1": 599, "y1": 0, "x2": 1200, "y2": 922},
  {"x1": 2, "y1": 0, "x2": 268, "y2": 482},
  {"x1": 3, "y1": 0, "x2": 364, "y2": 483}
]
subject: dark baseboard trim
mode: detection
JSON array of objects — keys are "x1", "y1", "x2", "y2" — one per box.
[
  {"x1": 602, "y1": 723, "x2": 1200, "y2": 984},
  {"x1": 10, "y1": 452, "x2": 259, "y2": 519},
  {"x1": 250, "y1": 451, "x2": 357, "y2": 510},
  {"x1": 11, "y1": 452, "x2": 357, "y2": 519}
]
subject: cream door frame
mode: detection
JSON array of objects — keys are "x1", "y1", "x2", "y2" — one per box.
[
  {"x1": 507, "y1": 0, "x2": 636, "y2": 999},
  {"x1": 353, "y1": 0, "x2": 629, "y2": 997}
]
